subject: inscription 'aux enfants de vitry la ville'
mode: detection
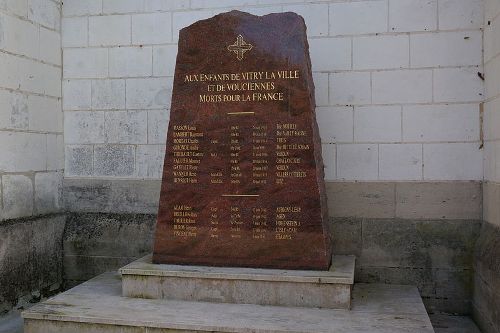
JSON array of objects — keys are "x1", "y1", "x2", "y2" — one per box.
[{"x1": 183, "y1": 70, "x2": 300, "y2": 103}]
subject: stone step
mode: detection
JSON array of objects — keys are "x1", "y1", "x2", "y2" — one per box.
[
  {"x1": 120, "y1": 254, "x2": 355, "y2": 309},
  {"x1": 22, "y1": 272, "x2": 434, "y2": 333}
]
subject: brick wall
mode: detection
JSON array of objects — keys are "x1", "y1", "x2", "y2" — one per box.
[
  {"x1": 61, "y1": 0, "x2": 484, "y2": 182},
  {"x1": 0, "y1": 0, "x2": 63, "y2": 221}
]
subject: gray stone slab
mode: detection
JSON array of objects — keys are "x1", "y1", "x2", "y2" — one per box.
[
  {"x1": 23, "y1": 273, "x2": 434, "y2": 333},
  {"x1": 430, "y1": 314, "x2": 481, "y2": 333},
  {"x1": 325, "y1": 182, "x2": 396, "y2": 219},
  {"x1": 63, "y1": 178, "x2": 161, "y2": 214},
  {"x1": 64, "y1": 213, "x2": 155, "y2": 258},
  {"x1": 120, "y1": 255, "x2": 354, "y2": 284},
  {"x1": 0, "y1": 311, "x2": 23, "y2": 333},
  {"x1": 120, "y1": 255, "x2": 354, "y2": 309},
  {"x1": 395, "y1": 181, "x2": 482, "y2": 220}
]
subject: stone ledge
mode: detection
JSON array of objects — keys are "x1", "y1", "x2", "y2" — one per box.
[
  {"x1": 22, "y1": 272, "x2": 434, "y2": 333},
  {"x1": 120, "y1": 255, "x2": 355, "y2": 309},
  {"x1": 120, "y1": 254, "x2": 355, "y2": 284}
]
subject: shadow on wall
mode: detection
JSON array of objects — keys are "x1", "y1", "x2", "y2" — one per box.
[{"x1": 0, "y1": 215, "x2": 65, "y2": 314}]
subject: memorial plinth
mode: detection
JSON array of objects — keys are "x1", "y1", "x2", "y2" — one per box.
[
  {"x1": 120, "y1": 254, "x2": 355, "y2": 309},
  {"x1": 153, "y1": 10, "x2": 332, "y2": 270}
]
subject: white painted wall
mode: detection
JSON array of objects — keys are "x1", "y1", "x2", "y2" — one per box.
[
  {"x1": 0, "y1": 0, "x2": 63, "y2": 220},
  {"x1": 61, "y1": 0, "x2": 484, "y2": 182},
  {"x1": 484, "y1": 0, "x2": 500, "y2": 183}
]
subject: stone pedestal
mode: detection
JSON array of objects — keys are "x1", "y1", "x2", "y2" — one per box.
[
  {"x1": 120, "y1": 254, "x2": 355, "y2": 309},
  {"x1": 22, "y1": 272, "x2": 435, "y2": 333}
]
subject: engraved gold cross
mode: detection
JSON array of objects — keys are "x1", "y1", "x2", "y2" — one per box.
[{"x1": 227, "y1": 35, "x2": 253, "y2": 61}]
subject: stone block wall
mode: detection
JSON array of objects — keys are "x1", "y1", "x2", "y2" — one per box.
[
  {"x1": 59, "y1": 0, "x2": 486, "y2": 315},
  {"x1": 61, "y1": 0, "x2": 484, "y2": 182},
  {"x1": 0, "y1": 215, "x2": 65, "y2": 313},
  {"x1": 475, "y1": 0, "x2": 500, "y2": 332},
  {"x1": 0, "y1": 0, "x2": 63, "y2": 221},
  {"x1": 0, "y1": 0, "x2": 65, "y2": 313}
]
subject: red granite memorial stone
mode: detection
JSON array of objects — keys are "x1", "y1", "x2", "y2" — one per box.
[{"x1": 153, "y1": 10, "x2": 332, "y2": 270}]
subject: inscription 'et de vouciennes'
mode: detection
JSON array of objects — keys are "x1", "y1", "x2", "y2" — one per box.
[{"x1": 153, "y1": 10, "x2": 332, "y2": 270}]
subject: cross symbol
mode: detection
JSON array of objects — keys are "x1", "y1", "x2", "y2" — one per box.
[{"x1": 227, "y1": 35, "x2": 253, "y2": 61}]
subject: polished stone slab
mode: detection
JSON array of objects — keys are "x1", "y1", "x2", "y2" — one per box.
[
  {"x1": 23, "y1": 272, "x2": 434, "y2": 333},
  {"x1": 120, "y1": 254, "x2": 354, "y2": 309},
  {"x1": 153, "y1": 10, "x2": 332, "y2": 270}
]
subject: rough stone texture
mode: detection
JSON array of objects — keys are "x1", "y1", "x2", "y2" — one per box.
[
  {"x1": 0, "y1": 310, "x2": 23, "y2": 333},
  {"x1": 62, "y1": 210, "x2": 481, "y2": 315},
  {"x1": 483, "y1": 181, "x2": 500, "y2": 228},
  {"x1": 430, "y1": 314, "x2": 481, "y2": 333},
  {"x1": 64, "y1": 179, "x2": 482, "y2": 220},
  {"x1": 61, "y1": 180, "x2": 483, "y2": 315},
  {"x1": 154, "y1": 11, "x2": 331, "y2": 270},
  {"x1": 472, "y1": 220, "x2": 500, "y2": 333},
  {"x1": 331, "y1": 217, "x2": 481, "y2": 315},
  {"x1": 23, "y1": 273, "x2": 434, "y2": 333},
  {"x1": 63, "y1": 178, "x2": 161, "y2": 214},
  {"x1": 0, "y1": 215, "x2": 65, "y2": 313},
  {"x1": 326, "y1": 181, "x2": 482, "y2": 220},
  {"x1": 0, "y1": 0, "x2": 63, "y2": 224},
  {"x1": 63, "y1": 213, "x2": 155, "y2": 287},
  {"x1": 120, "y1": 255, "x2": 354, "y2": 309}
]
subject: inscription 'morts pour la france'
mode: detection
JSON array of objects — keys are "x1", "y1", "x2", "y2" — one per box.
[{"x1": 153, "y1": 10, "x2": 332, "y2": 270}]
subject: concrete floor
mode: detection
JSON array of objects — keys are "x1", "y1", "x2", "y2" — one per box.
[
  {"x1": 1, "y1": 297, "x2": 482, "y2": 333},
  {"x1": 430, "y1": 314, "x2": 482, "y2": 333},
  {"x1": 0, "y1": 311, "x2": 22, "y2": 333}
]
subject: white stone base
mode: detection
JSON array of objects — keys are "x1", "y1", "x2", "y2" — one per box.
[
  {"x1": 22, "y1": 272, "x2": 434, "y2": 333},
  {"x1": 120, "y1": 254, "x2": 355, "y2": 309}
]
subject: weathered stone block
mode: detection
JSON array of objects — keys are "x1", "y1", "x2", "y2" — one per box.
[
  {"x1": 152, "y1": 45, "x2": 177, "y2": 77},
  {"x1": 0, "y1": 90, "x2": 28, "y2": 130},
  {"x1": 131, "y1": 13, "x2": 172, "y2": 44},
  {"x1": 64, "y1": 213, "x2": 155, "y2": 258},
  {"x1": 126, "y1": 78, "x2": 172, "y2": 109},
  {"x1": 0, "y1": 132, "x2": 47, "y2": 172},
  {"x1": 326, "y1": 182, "x2": 396, "y2": 218},
  {"x1": 63, "y1": 48, "x2": 108, "y2": 79},
  {"x1": 473, "y1": 221, "x2": 500, "y2": 332},
  {"x1": 64, "y1": 145, "x2": 93, "y2": 176},
  {"x1": 136, "y1": 145, "x2": 165, "y2": 178},
  {"x1": 91, "y1": 80, "x2": 126, "y2": 110},
  {"x1": 2, "y1": 175, "x2": 33, "y2": 220},
  {"x1": 121, "y1": 255, "x2": 355, "y2": 309},
  {"x1": 63, "y1": 255, "x2": 137, "y2": 283},
  {"x1": 360, "y1": 219, "x2": 480, "y2": 269},
  {"x1": 109, "y1": 46, "x2": 152, "y2": 78},
  {"x1": 330, "y1": 217, "x2": 362, "y2": 257},
  {"x1": 28, "y1": 0, "x2": 60, "y2": 31},
  {"x1": 0, "y1": 215, "x2": 65, "y2": 313},
  {"x1": 395, "y1": 181, "x2": 482, "y2": 219},
  {"x1": 35, "y1": 171, "x2": 63, "y2": 215},
  {"x1": 62, "y1": 80, "x2": 91, "y2": 110},
  {"x1": 93, "y1": 144, "x2": 135, "y2": 177},
  {"x1": 64, "y1": 111, "x2": 104, "y2": 144},
  {"x1": 356, "y1": 266, "x2": 435, "y2": 298},
  {"x1": 104, "y1": 110, "x2": 147, "y2": 144},
  {"x1": 63, "y1": 179, "x2": 161, "y2": 214},
  {"x1": 147, "y1": 109, "x2": 169, "y2": 144}
]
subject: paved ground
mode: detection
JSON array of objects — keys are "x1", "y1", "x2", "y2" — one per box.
[
  {"x1": 430, "y1": 314, "x2": 482, "y2": 333},
  {"x1": 0, "y1": 311, "x2": 23, "y2": 333},
  {"x1": 1, "y1": 302, "x2": 483, "y2": 333}
]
